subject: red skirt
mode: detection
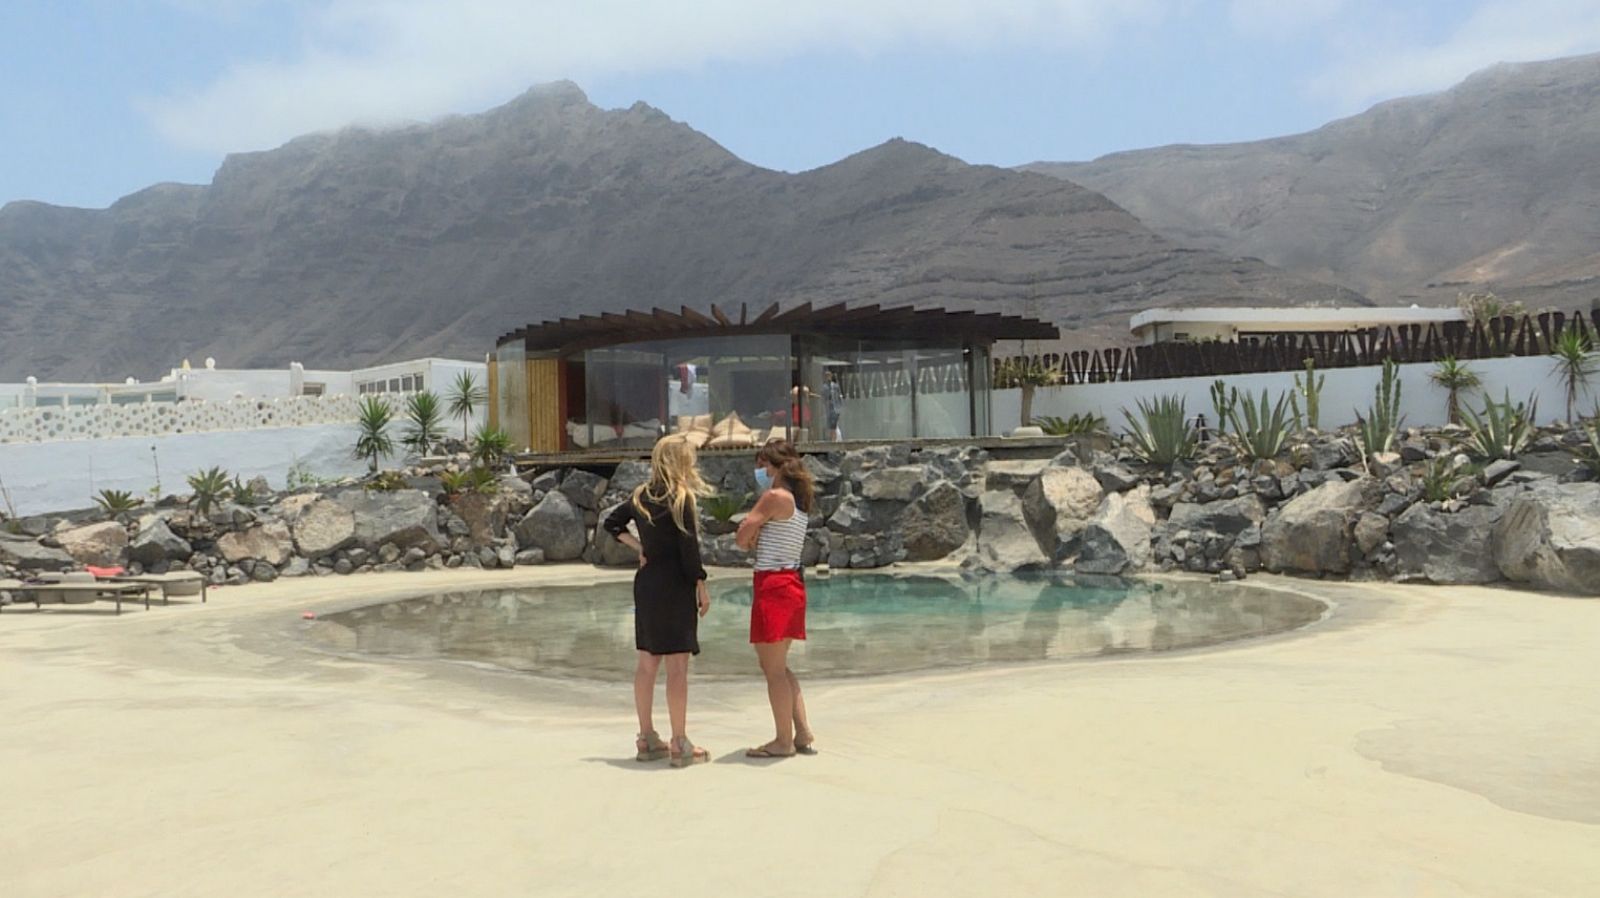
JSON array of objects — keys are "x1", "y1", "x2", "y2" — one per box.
[{"x1": 750, "y1": 569, "x2": 806, "y2": 643}]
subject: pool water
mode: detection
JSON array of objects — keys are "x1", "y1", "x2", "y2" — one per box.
[{"x1": 312, "y1": 574, "x2": 1326, "y2": 681}]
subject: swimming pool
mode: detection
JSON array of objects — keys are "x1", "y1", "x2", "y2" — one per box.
[{"x1": 312, "y1": 573, "x2": 1326, "y2": 680}]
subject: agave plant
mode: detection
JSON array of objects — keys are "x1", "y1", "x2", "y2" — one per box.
[
  {"x1": 1549, "y1": 324, "x2": 1597, "y2": 423},
  {"x1": 1420, "y1": 456, "x2": 1476, "y2": 503},
  {"x1": 1567, "y1": 409, "x2": 1600, "y2": 477},
  {"x1": 470, "y1": 424, "x2": 513, "y2": 469},
  {"x1": 93, "y1": 489, "x2": 143, "y2": 515},
  {"x1": 702, "y1": 491, "x2": 751, "y2": 523},
  {"x1": 229, "y1": 475, "x2": 266, "y2": 507},
  {"x1": 186, "y1": 466, "x2": 231, "y2": 515},
  {"x1": 1122, "y1": 395, "x2": 1197, "y2": 466},
  {"x1": 1032, "y1": 413, "x2": 1106, "y2": 437},
  {"x1": 1428, "y1": 356, "x2": 1481, "y2": 426},
  {"x1": 1461, "y1": 390, "x2": 1537, "y2": 462},
  {"x1": 1354, "y1": 358, "x2": 1404, "y2": 468},
  {"x1": 354, "y1": 395, "x2": 395, "y2": 473},
  {"x1": 402, "y1": 390, "x2": 447, "y2": 456},
  {"x1": 1226, "y1": 389, "x2": 1295, "y2": 461},
  {"x1": 447, "y1": 371, "x2": 489, "y2": 441}
]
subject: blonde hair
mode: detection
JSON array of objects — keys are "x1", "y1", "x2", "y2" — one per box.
[{"x1": 632, "y1": 433, "x2": 711, "y2": 534}]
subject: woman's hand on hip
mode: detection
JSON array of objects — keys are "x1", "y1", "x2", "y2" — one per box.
[{"x1": 696, "y1": 581, "x2": 711, "y2": 617}]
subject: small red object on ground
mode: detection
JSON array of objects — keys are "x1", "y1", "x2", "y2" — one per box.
[{"x1": 301, "y1": 611, "x2": 316, "y2": 620}]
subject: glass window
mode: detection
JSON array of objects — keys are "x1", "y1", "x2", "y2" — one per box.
[
  {"x1": 495, "y1": 343, "x2": 529, "y2": 449},
  {"x1": 797, "y1": 336, "x2": 981, "y2": 440},
  {"x1": 389, "y1": 377, "x2": 401, "y2": 393}
]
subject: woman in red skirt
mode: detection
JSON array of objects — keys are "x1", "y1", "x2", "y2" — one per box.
[{"x1": 735, "y1": 439, "x2": 817, "y2": 758}]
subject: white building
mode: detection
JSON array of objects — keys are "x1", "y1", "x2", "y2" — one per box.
[{"x1": 1129, "y1": 306, "x2": 1466, "y2": 345}]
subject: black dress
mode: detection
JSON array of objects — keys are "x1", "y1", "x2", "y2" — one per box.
[{"x1": 603, "y1": 495, "x2": 707, "y2": 656}]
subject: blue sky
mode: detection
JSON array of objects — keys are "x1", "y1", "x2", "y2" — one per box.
[{"x1": 4, "y1": 0, "x2": 1600, "y2": 209}]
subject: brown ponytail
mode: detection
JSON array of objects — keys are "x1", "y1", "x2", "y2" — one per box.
[{"x1": 757, "y1": 439, "x2": 814, "y2": 513}]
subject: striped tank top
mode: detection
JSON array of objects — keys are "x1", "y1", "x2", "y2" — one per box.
[{"x1": 754, "y1": 509, "x2": 807, "y2": 571}]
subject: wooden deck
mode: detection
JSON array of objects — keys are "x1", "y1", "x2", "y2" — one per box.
[{"x1": 512, "y1": 435, "x2": 1090, "y2": 472}]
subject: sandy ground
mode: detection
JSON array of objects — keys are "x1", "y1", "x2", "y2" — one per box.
[{"x1": 1, "y1": 566, "x2": 1596, "y2": 898}]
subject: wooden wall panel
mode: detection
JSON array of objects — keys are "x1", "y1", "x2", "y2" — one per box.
[
  {"x1": 486, "y1": 359, "x2": 500, "y2": 430},
  {"x1": 526, "y1": 358, "x2": 562, "y2": 453}
]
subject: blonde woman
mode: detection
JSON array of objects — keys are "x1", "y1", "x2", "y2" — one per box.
[
  {"x1": 735, "y1": 439, "x2": 818, "y2": 758},
  {"x1": 603, "y1": 434, "x2": 714, "y2": 768}
]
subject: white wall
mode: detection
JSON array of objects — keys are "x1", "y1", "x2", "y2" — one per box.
[
  {"x1": 991, "y1": 353, "x2": 1599, "y2": 435},
  {"x1": 0, "y1": 424, "x2": 369, "y2": 517}
]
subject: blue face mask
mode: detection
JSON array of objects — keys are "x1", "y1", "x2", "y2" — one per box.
[{"x1": 754, "y1": 467, "x2": 773, "y2": 492}]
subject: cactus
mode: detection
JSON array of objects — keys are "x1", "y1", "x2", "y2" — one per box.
[{"x1": 1291, "y1": 358, "x2": 1324, "y2": 431}]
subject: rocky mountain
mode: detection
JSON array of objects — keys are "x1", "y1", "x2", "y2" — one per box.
[
  {"x1": 0, "y1": 83, "x2": 1359, "y2": 381},
  {"x1": 1026, "y1": 52, "x2": 1600, "y2": 310}
]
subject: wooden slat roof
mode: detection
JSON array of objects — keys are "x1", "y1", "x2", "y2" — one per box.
[{"x1": 497, "y1": 301, "x2": 1058, "y2": 351}]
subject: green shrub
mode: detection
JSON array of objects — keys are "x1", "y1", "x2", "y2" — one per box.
[
  {"x1": 471, "y1": 424, "x2": 513, "y2": 468},
  {"x1": 1461, "y1": 390, "x2": 1536, "y2": 461},
  {"x1": 365, "y1": 470, "x2": 409, "y2": 492},
  {"x1": 186, "y1": 466, "x2": 231, "y2": 515},
  {"x1": 402, "y1": 391, "x2": 446, "y2": 456},
  {"x1": 1567, "y1": 410, "x2": 1600, "y2": 477},
  {"x1": 1421, "y1": 456, "x2": 1475, "y2": 502},
  {"x1": 1226, "y1": 389, "x2": 1295, "y2": 461},
  {"x1": 93, "y1": 489, "x2": 143, "y2": 515},
  {"x1": 1429, "y1": 356, "x2": 1480, "y2": 426},
  {"x1": 1122, "y1": 395, "x2": 1197, "y2": 466},
  {"x1": 1033, "y1": 413, "x2": 1106, "y2": 437},
  {"x1": 228, "y1": 475, "x2": 267, "y2": 507}
]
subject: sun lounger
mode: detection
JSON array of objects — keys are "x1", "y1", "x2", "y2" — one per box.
[
  {"x1": 104, "y1": 571, "x2": 208, "y2": 605},
  {"x1": 0, "y1": 572, "x2": 151, "y2": 615}
]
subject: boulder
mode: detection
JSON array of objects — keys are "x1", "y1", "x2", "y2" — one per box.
[
  {"x1": 1492, "y1": 482, "x2": 1600, "y2": 595},
  {"x1": 336, "y1": 489, "x2": 443, "y2": 553},
  {"x1": 1092, "y1": 461, "x2": 1141, "y2": 493},
  {"x1": 288, "y1": 498, "x2": 357, "y2": 557},
  {"x1": 1392, "y1": 503, "x2": 1503, "y2": 584},
  {"x1": 129, "y1": 518, "x2": 192, "y2": 565},
  {"x1": 1021, "y1": 467, "x2": 1103, "y2": 557},
  {"x1": 514, "y1": 548, "x2": 546, "y2": 566},
  {"x1": 558, "y1": 470, "x2": 607, "y2": 511},
  {"x1": 1261, "y1": 477, "x2": 1373, "y2": 575},
  {"x1": 860, "y1": 466, "x2": 928, "y2": 502},
  {"x1": 513, "y1": 491, "x2": 588, "y2": 561},
  {"x1": 602, "y1": 461, "x2": 651, "y2": 504},
  {"x1": 585, "y1": 502, "x2": 642, "y2": 567},
  {"x1": 1352, "y1": 512, "x2": 1390, "y2": 557},
  {"x1": 984, "y1": 459, "x2": 1049, "y2": 495},
  {"x1": 827, "y1": 495, "x2": 872, "y2": 535},
  {"x1": 216, "y1": 522, "x2": 294, "y2": 566},
  {"x1": 899, "y1": 481, "x2": 970, "y2": 561},
  {"x1": 1166, "y1": 495, "x2": 1265, "y2": 537},
  {"x1": 970, "y1": 491, "x2": 1051, "y2": 572},
  {"x1": 1076, "y1": 486, "x2": 1156, "y2": 575},
  {"x1": 802, "y1": 455, "x2": 842, "y2": 488},
  {"x1": 0, "y1": 532, "x2": 74, "y2": 572},
  {"x1": 56, "y1": 521, "x2": 129, "y2": 567},
  {"x1": 452, "y1": 491, "x2": 509, "y2": 544}
]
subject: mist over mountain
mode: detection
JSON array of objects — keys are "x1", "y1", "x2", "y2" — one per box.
[
  {"x1": 0, "y1": 82, "x2": 1356, "y2": 381},
  {"x1": 1026, "y1": 52, "x2": 1600, "y2": 311}
]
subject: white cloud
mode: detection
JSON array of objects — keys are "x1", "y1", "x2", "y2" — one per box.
[
  {"x1": 143, "y1": 0, "x2": 1169, "y2": 153},
  {"x1": 1310, "y1": 0, "x2": 1600, "y2": 108},
  {"x1": 1227, "y1": 0, "x2": 1345, "y2": 39}
]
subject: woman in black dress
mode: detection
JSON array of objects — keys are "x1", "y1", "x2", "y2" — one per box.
[{"x1": 603, "y1": 434, "x2": 713, "y2": 768}]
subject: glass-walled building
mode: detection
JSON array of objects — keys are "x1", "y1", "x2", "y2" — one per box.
[{"x1": 490, "y1": 302, "x2": 1054, "y2": 453}]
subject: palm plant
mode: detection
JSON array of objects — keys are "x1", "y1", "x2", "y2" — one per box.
[
  {"x1": 402, "y1": 391, "x2": 446, "y2": 456},
  {"x1": 186, "y1": 466, "x2": 231, "y2": 515},
  {"x1": 1461, "y1": 390, "x2": 1536, "y2": 462},
  {"x1": 470, "y1": 424, "x2": 513, "y2": 469},
  {"x1": 1226, "y1": 389, "x2": 1295, "y2": 461},
  {"x1": 1122, "y1": 395, "x2": 1197, "y2": 466},
  {"x1": 354, "y1": 395, "x2": 395, "y2": 473},
  {"x1": 447, "y1": 371, "x2": 489, "y2": 441},
  {"x1": 1428, "y1": 356, "x2": 1480, "y2": 426},
  {"x1": 1549, "y1": 324, "x2": 1597, "y2": 423},
  {"x1": 93, "y1": 489, "x2": 143, "y2": 515},
  {"x1": 1354, "y1": 358, "x2": 1404, "y2": 468},
  {"x1": 1209, "y1": 380, "x2": 1237, "y2": 437},
  {"x1": 440, "y1": 467, "x2": 496, "y2": 498}
]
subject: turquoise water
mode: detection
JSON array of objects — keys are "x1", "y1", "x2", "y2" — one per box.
[{"x1": 313, "y1": 574, "x2": 1326, "y2": 681}]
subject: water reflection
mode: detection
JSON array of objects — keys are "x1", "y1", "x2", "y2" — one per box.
[{"x1": 311, "y1": 575, "x2": 1325, "y2": 681}]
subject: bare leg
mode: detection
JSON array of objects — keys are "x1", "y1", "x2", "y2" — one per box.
[
  {"x1": 755, "y1": 640, "x2": 795, "y2": 752},
  {"x1": 787, "y1": 667, "x2": 812, "y2": 747},
  {"x1": 663, "y1": 652, "x2": 690, "y2": 741},
  {"x1": 634, "y1": 651, "x2": 662, "y2": 736}
]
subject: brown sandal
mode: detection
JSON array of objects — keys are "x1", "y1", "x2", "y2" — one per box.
[
  {"x1": 636, "y1": 731, "x2": 670, "y2": 762},
  {"x1": 670, "y1": 735, "x2": 710, "y2": 768}
]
